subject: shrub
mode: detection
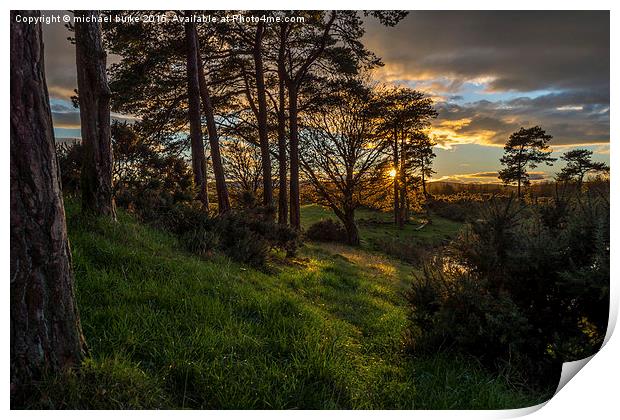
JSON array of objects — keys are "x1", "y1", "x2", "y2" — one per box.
[
  {"x1": 56, "y1": 141, "x2": 82, "y2": 195},
  {"x1": 305, "y1": 219, "x2": 347, "y2": 243},
  {"x1": 406, "y1": 191, "x2": 609, "y2": 386},
  {"x1": 133, "y1": 200, "x2": 299, "y2": 267},
  {"x1": 427, "y1": 194, "x2": 488, "y2": 222},
  {"x1": 405, "y1": 260, "x2": 531, "y2": 364}
]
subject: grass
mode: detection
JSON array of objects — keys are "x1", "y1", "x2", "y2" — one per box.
[
  {"x1": 24, "y1": 200, "x2": 551, "y2": 409},
  {"x1": 300, "y1": 204, "x2": 462, "y2": 263}
]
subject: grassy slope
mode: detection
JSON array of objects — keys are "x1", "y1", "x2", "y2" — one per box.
[{"x1": 31, "y1": 201, "x2": 550, "y2": 409}]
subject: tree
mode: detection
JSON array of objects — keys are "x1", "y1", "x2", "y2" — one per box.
[
  {"x1": 222, "y1": 139, "x2": 264, "y2": 203},
  {"x1": 498, "y1": 126, "x2": 556, "y2": 198},
  {"x1": 558, "y1": 148, "x2": 609, "y2": 188},
  {"x1": 409, "y1": 132, "x2": 436, "y2": 197},
  {"x1": 75, "y1": 10, "x2": 115, "y2": 217},
  {"x1": 251, "y1": 20, "x2": 274, "y2": 210},
  {"x1": 279, "y1": 11, "x2": 407, "y2": 229},
  {"x1": 376, "y1": 86, "x2": 437, "y2": 226},
  {"x1": 193, "y1": 22, "x2": 230, "y2": 213},
  {"x1": 184, "y1": 19, "x2": 209, "y2": 209},
  {"x1": 11, "y1": 10, "x2": 86, "y2": 392},
  {"x1": 300, "y1": 79, "x2": 386, "y2": 245},
  {"x1": 105, "y1": 11, "x2": 232, "y2": 213},
  {"x1": 275, "y1": 23, "x2": 290, "y2": 225}
]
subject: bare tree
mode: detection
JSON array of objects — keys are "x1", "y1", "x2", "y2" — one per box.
[
  {"x1": 222, "y1": 139, "x2": 264, "y2": 202},
  {"x1": 74, "y1": 10, "x2": 115, "y2": 217},
  {"x1": 11, "y1": 10, "x2": 86, "y2": 392},
  {"x1": 300, "y1": 79, "x2": 386, "y2": 245}
]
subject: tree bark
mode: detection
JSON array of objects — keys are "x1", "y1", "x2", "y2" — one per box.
[
  {"x1": 343, "y1": 210, "x2": 360, "y2": 246},
  {"x1": 194, "y1": 25, "x2": 230, "y2": 213},
  {"x1": 276, "y1": 26, "x2": 288, "y2": 225},
  {"x1": 74, "y1": 11, "x2": 115, "y2": 218},
  {"x1": 288, "y1": 86, "x2": 301, "y2": 229},
  {"x1": 393, "y1": 131, "x2": 400, "y2": 225},
  {"x1": 253, "y1": 22, "x2": 274, "y2": 212},
  {"x1": 11, "y1": 10, "x2": 86, "y2": 393},
  {"x1": 184, "y1": 20, "x2": 209, "y2": 209}
]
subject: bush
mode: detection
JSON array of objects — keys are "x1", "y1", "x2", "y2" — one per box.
[
  {"x1": 305, "y1": 219, "x2": 347, "y2": 243},
  {"x1": 406, "y1": 191, "x2": 609, "y2": 386},
  {"x1": 406, "y1": 260, "x2": 531, "y2": 365},
  {"x1": 133, "y1": 200, "x2": 298, "y2": 267},
  {"x1": 427, "y1": 194, "x2": 488, "y2": 222},
  {"x1": 56, "y1": 141, "x2": 82, "y2": 195}
]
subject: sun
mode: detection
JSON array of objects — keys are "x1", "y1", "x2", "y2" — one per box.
[{"x1": 388, "y1": 168, "x2": 397, "y2": 178}]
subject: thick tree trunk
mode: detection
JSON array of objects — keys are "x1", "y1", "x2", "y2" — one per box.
[
  {"x1": 343, "y1": 210, "x2": 360, "y2": 246},
  {"x1": 194, "y1": 25, "x2": 230, "y2": 213},
  {"x1": 11, "y1": 10, "x2": 86, "y2": 393},
  {"x1": 288, "y1": 86, "x2": 301, "y2": 229},
  {"x1": 276, "y1": 47, "x2": 288, "y2": 225},
  {"x1": 184, "y1": 21, "x2": 209, "y2": 209},
  {"x1": 75, "y1": 11, "x2": 115, "y2": 218},
  {"x1": 253, "y1": 22, "x2": 274, "y2": 212}
]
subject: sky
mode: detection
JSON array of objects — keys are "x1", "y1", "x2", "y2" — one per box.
[{"x1": 41, "y1": 10, "x2": 610, "y2": 183}]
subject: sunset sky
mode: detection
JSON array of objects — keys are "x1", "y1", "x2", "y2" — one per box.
[{"x1": 42, "y1": 10, "x2": 610, "y2": 183}]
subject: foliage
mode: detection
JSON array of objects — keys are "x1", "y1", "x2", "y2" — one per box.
[
  {"x1": 498, "y1": 126, "x2": 556, "y2": 194},
  {"x1": 406, "y1": 263, "x2": 531, "y2": 363},
  {"x1": 557, "y1": 148, "x2": 609, "y2": 185},
  {"x1": 406, "y1": 189, "x2": 609, "y2": 385},
  {"x1": 305, "y1": 219, "x2": 348, "y2": 243},
  {"x1": 427, "y1": 194, "x2": 487, "y2": 222},
  {"x1": 56, "y1": 141, "x2": 83, "y2": 195}
]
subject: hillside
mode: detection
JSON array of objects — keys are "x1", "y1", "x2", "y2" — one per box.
[{"x1": 26, "y1": 201, "x2": 550, "y2": 409}]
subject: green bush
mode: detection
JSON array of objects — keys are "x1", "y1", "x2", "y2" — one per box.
[
  {"x1": 406, "y1": 261, "x2": 531, "y2": 364},
  {"x1": 407, "y1": 189, "x2": 609, "y2": 385},
  {"x1": 136, "y1": 201, "x2": 299, "y2": 267},
  {"x1": 305, "y1": 219, "x2": 347, "y2": 243}
]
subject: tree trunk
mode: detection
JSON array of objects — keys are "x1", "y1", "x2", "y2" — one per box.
[
  {"x1": 11, "y1": 10, "x2": 86, "y2": 393},
  {"x1": 398, "y1": 134, "x2": 407, "y2": 229},
  {"x1": 74, "y1": 11, "x2": 115, "y2": 218},
  {"x1": 253, "y1": 22, "x2": 274, "y2": 212},
  {"x1": 393, "y1": 132, "x2": 400, "y2": 225},
  {"x1": 184, "y1": 21, "x2": 209, "y2": 209},
  {"x1": 288, "y1": 86, "x2": 301, "y2": 229},
  {"x1": 343, "y1": 210, "x2": 360, "y2": 246},
  {"x1": 276, "y1": 27, "x2": 288, "y2": 225},
  {"x1": 194, "y1": 25, "x2": 230, "y2": 213}
]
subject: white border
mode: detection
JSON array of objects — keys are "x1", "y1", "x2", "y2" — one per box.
[{"x1": 3, "y1": 1, "x2": 617, "y2": 418}]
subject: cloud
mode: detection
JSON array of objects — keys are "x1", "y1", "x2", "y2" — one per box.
[
  {"x1": 41, "y1": 11, "x2": 77, "y2": 101},
  {"x1": 363, "y1": 11, "x2": 609, "y2": 151},
  {"x1": 365, "y1": 11, "x2": 609, "y2": 93},
  {"x1": 429, "y1": 89, "x2": 609, "y2": 148}
]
